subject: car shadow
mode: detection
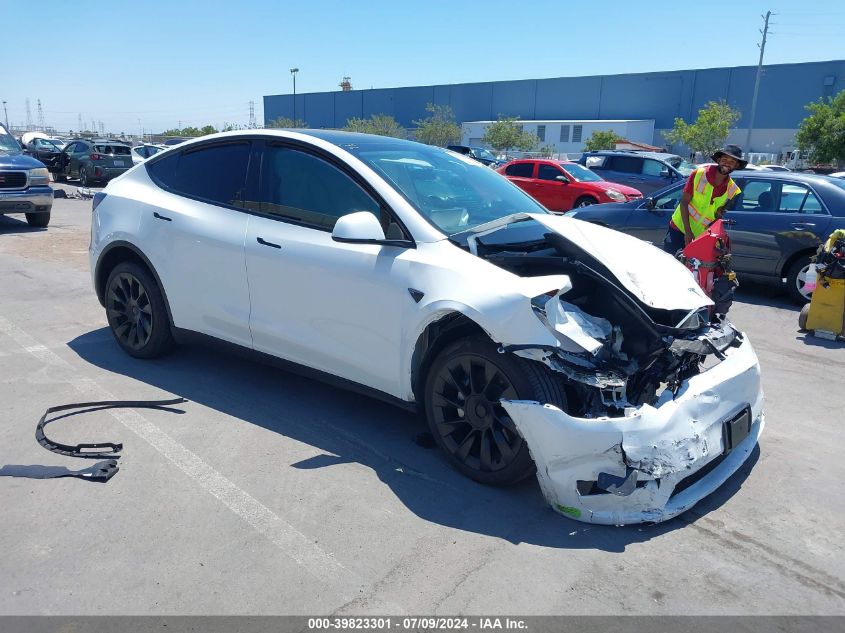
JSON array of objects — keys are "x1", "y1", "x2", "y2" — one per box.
[
  {"x1": 733, "y1": 278, "x2": 797, "y2": 310},
  {"x1": 67, "y1": 328, "x2": 758, "y2": 552},
  {"x1": 796, "y1": 334, "x2": 845, "y2": 349},
  {"x1": 0, "y1": 214, "x2": 45, "y2": 234}
]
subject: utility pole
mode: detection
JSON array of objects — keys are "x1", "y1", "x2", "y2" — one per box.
[
  {"x1": 25, "y1": 98, "x2": 32, "y2": 131},
  {"x1": 2, "y1": 101, "x2": 8, "y2": 131},
  {"x1": 745, "y1": 10, "x2": 772, "y2": 152},
  {"x1": 290, "y1": 67, "x2": 299, "y2": 123},
  {"x1": 78, "y1": 114, "x2": 83, "y2": 134},
  {"x1": 249, "y1": 100, "x2": 256, "y2": 128}
]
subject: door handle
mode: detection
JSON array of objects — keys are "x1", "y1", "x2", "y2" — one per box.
[
  {"x1": 153, "y1": 211, "x2": 172, "y2": 222},
  {"x1": 257, "y1": 237, "x2": 281, "y2": 249},
  {"x1": 790, "y1": 222, "x2": 815, "y2": 229}
]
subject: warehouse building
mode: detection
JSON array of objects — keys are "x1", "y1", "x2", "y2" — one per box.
[{"x1": 263, "y1": 59, "x2": 845, "y2": 154}]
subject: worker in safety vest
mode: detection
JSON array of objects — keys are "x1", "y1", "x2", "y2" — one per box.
[{"x1": 663, "y1": 145, "x2": 747, "y2": 254}]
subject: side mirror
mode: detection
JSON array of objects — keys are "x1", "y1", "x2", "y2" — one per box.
[
  {"x1": 332, "y1": 211, "x2": 413, "y2": 248},
  {"x1": 555, "y1": 174, "x2": 570, "y2": 184},
  {"x1": 644, "y1": 197, "x2": 656, "y2": 209}
]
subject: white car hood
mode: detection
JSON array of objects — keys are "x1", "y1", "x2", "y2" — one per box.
[{"x1": 528, "y1": 213, "x2": 712, "y2": 311}]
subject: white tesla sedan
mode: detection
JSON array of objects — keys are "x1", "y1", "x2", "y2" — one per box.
[{"x1": 89, "y1": 130, "x2": 764, "y2": 524}]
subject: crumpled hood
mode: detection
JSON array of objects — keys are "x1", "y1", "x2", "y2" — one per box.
[{"x1": 529, "y1": 213, "x2": 712, "y2": 311}]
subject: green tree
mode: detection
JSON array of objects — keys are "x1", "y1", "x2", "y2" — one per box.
[
  {"x1": 200, "y1": 125, "x2": 218, "y2": 136},
  {"x1": 481, "y1": 117, "x2": 538, "y2": 154},
  {"x1": 583, "y1": 130, "x2": 622, "y2": 151},
  {"x1": 413, "y1": 103, "x2": 461, "y2": 147},
  {"x1": 344, "y1": 114, "x2": 406, "y2": 138},
  {"x1": 663, "y1": 100, "x2": 741, "y2": 156},
  {"x1": 266, "y1": 117, "x2": 308, "y2": 129},
  {"x1": 796, "y1": 89, "x2": 845, "y2": 166}
]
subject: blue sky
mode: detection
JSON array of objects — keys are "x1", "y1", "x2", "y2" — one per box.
[{"x1": 3, "y1": 0, "x2": 844, "y2": 134}]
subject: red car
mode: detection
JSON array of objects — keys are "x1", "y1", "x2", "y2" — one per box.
[{"x1": 496, "y1": 159, "x2": 642, "y2": 212}]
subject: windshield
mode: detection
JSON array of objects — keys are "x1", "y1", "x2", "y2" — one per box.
[
  {"x1": 472, "y1": 147, "x2": 496, "y2": 162},
  {"x1": 348, "y1": 143, "x2": 547, "y2": 234},
  {"x1": 676, "y1": 159, "x2": 695, "y2": 176},
  {"x1": 0, "y1": 128, "x2": 21, "y2": 153},
  {"x1": 560, "y1": 162, "x2": 603, "y2": 182}
]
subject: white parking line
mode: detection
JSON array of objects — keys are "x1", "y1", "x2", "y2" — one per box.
[{"x1": 0, "y1": 314, "x2": 361, "y2": 598}]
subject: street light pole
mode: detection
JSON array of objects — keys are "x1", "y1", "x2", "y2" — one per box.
[{"x1": 290, "y1": 67, "x2": 299, "y2": 124}]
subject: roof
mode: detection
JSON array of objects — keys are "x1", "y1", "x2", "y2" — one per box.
[{"x1": 463, "y1": 119, "x2": 653, "y2": 124}]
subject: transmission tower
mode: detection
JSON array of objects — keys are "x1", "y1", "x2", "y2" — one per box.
[
  {"x1": 25, "y1": 98, "x2": 32, "y2": 131},
  {"x1": 37, "y1": 99, "x2": 44, "y2": 130},
  {"x1": 78, "y1": 114, "x2": 83, "y2": 133},
  {"x1": 249, "y1": 101, "x2": 256, "y2": 128}
]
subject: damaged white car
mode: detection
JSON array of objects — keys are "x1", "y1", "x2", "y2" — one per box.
[{"x1": 89, "y1": 130, "x2": 763, "y2": 525}]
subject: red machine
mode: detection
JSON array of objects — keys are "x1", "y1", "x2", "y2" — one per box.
[{"x1": 679, "y1": 219, "x2": 738, "y2": 319}]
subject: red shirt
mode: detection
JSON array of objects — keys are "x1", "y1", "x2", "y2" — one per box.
[{"x1": 683, "y1": 165, "x2": 729, "y2": 200}]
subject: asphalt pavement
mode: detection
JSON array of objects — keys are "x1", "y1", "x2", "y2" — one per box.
[{"x1": 0, "y1": 192, "x2": 843, "y2": 616}]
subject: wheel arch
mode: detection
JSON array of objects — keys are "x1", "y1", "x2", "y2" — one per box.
[
  {"x1": 95, "y1": 241, "x2": 176, "y2": 329},
  {"x1": 409, "y1": 311, "x2": 490, "y2": 408},
  {"x1": 779, "y1": 247, "x2": 816, "y2": 279}
]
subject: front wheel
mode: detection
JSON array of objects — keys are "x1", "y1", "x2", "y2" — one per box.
[
  {"x1": 574, "y1": 196, "x2": 597, "y2": 208},
  {"x1": 25, "y1": 212, "x2": 50, "y2": 228},
  {"x1": 80, "y1": 167, "x2": 89, "y2": 187},
  {"x1": 786, "y1": 256, "x2": 814, "y2": 304},
  {"x1": 424, "y1": 335, "x2": 568, "y2": 486},
  {"x1": 105, "y1": 262, "x2": 174, "y2": 358}
]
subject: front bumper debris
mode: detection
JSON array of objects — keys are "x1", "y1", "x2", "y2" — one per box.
[{"x1": 502, "y1": 333, "x2": 764, "y2": 525}]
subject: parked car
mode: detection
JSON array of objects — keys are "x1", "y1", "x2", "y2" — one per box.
[
  {"x1": 446, "y1": 145, "x2": 502, "y2": 167},
  {"x1": 131, "y1": 144, "x2": 166, "y2": 165},
  {"x1": 89, "y1": 129, "x2": 763, "y2": 525},
  {"x1": 761, "y1": 164, "x2": 792, "y2": 172},
  {"x1": 579, "y1": 150, "x2": 695, "y2": 195},
  {"x1": 162, "y1": 137, "x2": 189, "y2": 146},
  {"x1": 496, "y1": 159, "x2": 642, "y2": 212},
  {"x1": 53, "y1": 139, "x2": 133, "y2": 186},
  {"x1": 567, "y1": 170, "x2": 845, "y2": 303},
  {"x1": 23, "y1": 137, "x2": 64, "y2": 169},
  {"x1": 0, "y1": 125, "x2": 53, "y2": 227}
]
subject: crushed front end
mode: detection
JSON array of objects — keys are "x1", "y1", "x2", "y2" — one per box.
[{"x1": 459, "y1": 214, "x2": 765, "y2": 524}]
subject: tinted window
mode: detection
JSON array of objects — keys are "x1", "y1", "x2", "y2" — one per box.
[
  {"x1": 94, "y1": 144, "x2": 131, "y2": 155},
  {"x1": 505, "y1": 162, "x2": 534, "y2": 178},
  {"x1": 642, "y1": 159, "x2": 665, "y2": 176},
  {"x1": 606, "y1": 156, "x2": 642, "y2": 173},
  {"x1": 148, "y1": 142, "x2": 250, "y2": 207},
  {"x1": 537, "y1": 164, "x2": 562, "y2": 181},
  {"x1": 779, "y1": 183, "x2": 826, "y2": 215},
  {"x1": 75, "y1": 143, "x2": 89, "y2": 152},
  {"x1": 734, "y1": 180, "x2": 776, "y2": 212},
  {"x1": 250, "y1": 145, "x2": 380, "y2": 230}
]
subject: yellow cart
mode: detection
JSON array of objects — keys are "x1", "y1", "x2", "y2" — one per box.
[{"x1": 799, "y1": 230, "x2": 845, "y2": 341}]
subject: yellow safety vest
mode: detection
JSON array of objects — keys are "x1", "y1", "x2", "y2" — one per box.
[{"x1": 671, "y1": 168, "x2": 741, "y2": 237}]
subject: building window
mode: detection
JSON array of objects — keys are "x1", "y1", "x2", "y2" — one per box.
[
  {"x1": 560, "y1": 125, "x2": 570, "y2": 142},
  {"x1": 537, "y1": 125, "x2": 546, "y2": 142},
  {"x1": 572, "y1": 125, "x2": 583, "y2": 143}
]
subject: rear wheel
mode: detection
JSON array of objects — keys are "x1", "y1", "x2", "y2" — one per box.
[
  {"x1": 105, "y1": 262, "x2": 174, "y2": 359},
  {"x1": 424, "y1": 335, "x2": 567, "y2": 486},
  {"x1": 786, "y1": 256, "x2": 814, "y2": 304},
  {"x1": 80, "y1": 166, "x2": 89, "y2": 187},
  {"x1": 25, "y1": 212, "x2": 50, "y2": 228},
  {"x1": 574, "y1": 196, "x2": 597, "y2": 208},
  {"x1": 798, "y1": 303, "x2": 811, "y2": 332}
]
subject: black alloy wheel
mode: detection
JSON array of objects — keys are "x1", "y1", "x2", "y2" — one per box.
[
  {"x1": 424, "y1": 336, "x2": 567, "y2": 485},
  {"x1": 80, "y1": 166, "x2": 89, "y2": 187},
  {"x1": 104, "y1": 262, "x2": 174, "y2": 358}
]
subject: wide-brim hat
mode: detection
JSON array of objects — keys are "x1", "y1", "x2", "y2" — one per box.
[{"x1": 711, "y1": 144, "x2": 748, "y2": 169}]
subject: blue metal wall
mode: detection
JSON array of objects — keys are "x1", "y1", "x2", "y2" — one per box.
[{"x1": 264, "y1": 60, "x2": 845, "y2": 131}]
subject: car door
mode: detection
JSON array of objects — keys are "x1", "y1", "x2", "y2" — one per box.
[
  {"x1": 242, "y1": 141, "x2": 421, "y2": 396},
  {"x1": 726, "y1": 178, "x2": 832, "y2": 276},
  {"x1": 641, "y1": 158, "x2": 679, "y2": 195},
  {"x1": 57, "y1": 142, "x2": 76, "y2": 175},
  {"x1": 602, "y1": 155, "x2": 643, "y2": 191},
  {"x1": 625, "y1": 183, "x2": 684, "y2": 244},
  {"x1": 70, "y1": 142, "x2": 89, "y2": 177},
  {"x1": 138, "y1": 141, "x2": 253, "y2": 346},
  {"x1": 534, "y1": 163, "x2": 574, "y2": 212},
  {"x1": 503, "y1": 161, "x2": 537, "y2": 199}
]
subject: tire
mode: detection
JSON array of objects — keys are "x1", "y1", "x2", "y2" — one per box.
[
  {"x1": 25, "y1": 212, "x2": 50, "y2": 228},
  {"x1": 574, "y1": 196, "x2": 597, "y2": 208},
  {"x1": 80, "y1": 167, "x2": 89, "y2": 187},
  {"x1": 52, "y1": 171, "x2": 65, "y2": 183},
  {"x1": 786, "y1": 256, "x2": 814, "y2": 305},
  {"x1": 424, "y1": 335, "x2": 568, "y2": 486},
  {"x1": 104, "y1": 261, "x2": 174, "y2": 359},
  {"x1": 798, "y1": 303, "x2": 811, "y2": 332}
]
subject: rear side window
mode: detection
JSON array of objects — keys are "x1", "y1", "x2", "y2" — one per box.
[
  {"x1": 94, "y1": 144, "x2": 131, "y2": 155},
  {"x1": 505, "y1": 162, "x2": 534, "y2": 178},
  {"x1": 249, "y1": 145, "x2": 380, "y2": 230},
  {"x1": 606, "y1": 156, "x2": 642, "y2": 173},
  {"x1": 147, "y1": 142, "x2": 250, "y2": 208},
  {"x1": 537, "y1": 164, "x2": 562, "y2": 181},
  {"x1": 779, "y1": 183, "x2": 826, "y2": 215},
  {"x1": 642, "y1": 159, "x2": 665, "y2": 176}
]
